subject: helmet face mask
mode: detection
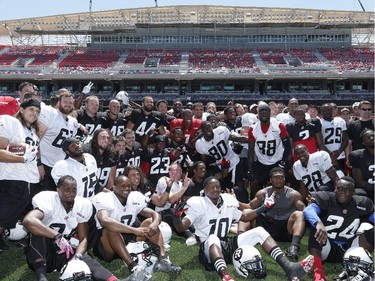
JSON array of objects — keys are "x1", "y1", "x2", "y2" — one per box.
[
  {"x1": 343, "y1": 247, "x2": 374, "y2": 276},
  {"x1": 240, "y1": 255, "x2": 267, "y2": 279},
  {"x1": 126, "y1": 241, "x2": 158, "y2": 268},
  {"x1": 233, "y1": 246, "x2": 267, "y2": 279}
]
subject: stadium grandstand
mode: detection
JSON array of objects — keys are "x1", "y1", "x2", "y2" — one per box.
[{"x1": 0, "y1": 5, "x2": 373, "y2": 107}]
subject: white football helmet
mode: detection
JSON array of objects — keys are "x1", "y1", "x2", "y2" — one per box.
[
  {"x1": 4, "y1": 221, "x2": 28, "y2": 241},
  {"x1": 343, "y1": 247, "x2": 373, "y2": 274},
  {"x1": 126, "y1": 241, "x2": 158, "y2": 268},
  {"x1": 59, "y1": 260, "x2": 92, "y2": 281},
  {"x1": 232, "y1": 245, "x2": 267, "y2": 279},
  {"x1": 159, "y1": 221, "x2": 172, "y2": 245},
  {"x1": 115, "y1": 91, "x2": 129, "y2": 106}
]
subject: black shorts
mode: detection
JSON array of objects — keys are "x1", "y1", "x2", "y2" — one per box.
[
  {"x1": 0, "y1": 180, "x2": 31, "y2": 228},
  {"x1": 252, "y1": 162, "x2": 279, "y2": 185},
  {"x1": 198, "y1": 236, "x2": 238, "y2": 271},
  {"x1": 308, "y1": 226, "x2": 352, "y2": 263},
  {"x1": 256, "y1": 215, "x2": 292, "y2": 242},
  {"x1": 26, "y1": 234, "x2": 68, "y2": 273},
  {"x1": 92, "y1": 228, "x2": 136, "y2": 262}
]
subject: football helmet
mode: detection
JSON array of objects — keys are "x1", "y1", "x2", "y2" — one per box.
[
  {"x1": 3, "y1": 221, "x2": 28, "y2": 241},
  {"x1": 126, "y1": 241, "x2": 158, "y2": 268},
  {"x1": 232, "y1": 245, "x2": 267, "y2": 279},
  {"x1": 59, "y1": 260, "x2": 92, "y2": 281},
  {"x1": 115, "y1": 91, "x2": 129, "y2": 106},
  {"x1": 159, "y1": 221, "x2": 172, "y2": 245},
  {"x1": 343, "y1": 247, "x2": 373, "y2": 274}
]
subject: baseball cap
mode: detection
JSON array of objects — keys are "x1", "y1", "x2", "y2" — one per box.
[
  {"x1": 154, "y1": 135, "x2": 167, "y2": 143},
  {"x1": 258, "y1": 104, "x2": 270, "y2": 112},
  {"x1": 61, "y1": 137, "x2": 80, "y2": 152},
  {"x1": 249, "y1": 104, "x2": 258, "y2": 111},
  {"x1": 341, "y1": 108, "x2": 350, "y2": 113},
  {"x1": 20, "y1": 99, "x2": 41, "y2": 110}
]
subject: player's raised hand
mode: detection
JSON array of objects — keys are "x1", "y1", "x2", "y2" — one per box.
[{"x1": 82, "y1": 81, "x2": 93, "y2": 95}]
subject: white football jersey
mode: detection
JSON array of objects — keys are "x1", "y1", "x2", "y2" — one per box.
[
  {"x1": 0, "y1": 115, "x2": 39, "y2": 182},
  {"x1": 32, "y1": 191, "x2": 93, "y2": 236},
  {"x1": 250, "y1": 119, "x2": 284, "y2": 165},
  {"x1": 185, "y1": 193, "x2": 242, "y2": 242},
  {"x1": 92, "y1": 191, "x2": 147, "y2": 229},
  {"x1": 195, "y1": 126, "x2": 239, "y2": 171},
  {"x1": 38, "y1": 106, "x2": 78, "y2": 167},
  {"x1": 293, "y1": 151, "x2": 333, "y2": 192},
  {"x1": 51, "y1": 153, "x2": 98, "y2": 200},
  {"x1": 155, "y1": 177, "x2": 182, "y2": 212},
  {"x1": 321, "y1": 117, "x2": 347, "y2": 160}
]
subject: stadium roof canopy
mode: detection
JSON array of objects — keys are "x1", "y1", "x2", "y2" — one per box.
[{"x1": 0, "y1": 5, "x2": 373, "y2": 37}]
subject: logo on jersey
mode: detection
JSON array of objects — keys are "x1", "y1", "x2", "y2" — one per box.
[{"x1": 76, "y1": 212, "x2": 85, "y2": 219}]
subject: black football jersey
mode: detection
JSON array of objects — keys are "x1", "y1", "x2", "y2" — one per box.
[
  {"x1": 224, "y1": 117, "x2": 242, "y2": 135},
  {"x1": 129, "y1": 109, "x2": 165, "y2": 143},
  {"x1": 101, "y1": 111, "x2": 127, "y2": 137},
  {"x1": 115, "y1": 142, "x2": 144, "y2": 177},
  {"x1": 76, "y1": 110, "x2": 103, "y2": 138},
  {"x1": 144, "y1": 148, "x2": 171, "y2": 188},
  {"x1": 349, "y1": 149, "x2": 375, "y2": 186},
  {"x1": 312, "y1": 192, "x2": 373, "y2": 243}
]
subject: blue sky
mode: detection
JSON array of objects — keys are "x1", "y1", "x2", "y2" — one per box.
[{"x1": 0, "y1": 0, "x2": 373, "y2": 20}]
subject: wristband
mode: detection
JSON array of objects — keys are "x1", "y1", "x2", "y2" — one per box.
[
  {"x1": 37, "y1": 159, "x2": 42, "y2": 166},
  {"x1": 165, "y1": 186, "x2": 171, "y2": 193},
  {"x1": 173, "y1": 216, "x2": 183, "y2": 225},
  {"x1": 255, "y1": 205, "x2": 267, "y2": 216},
  {"x1": 74, "y1": 254, "x2": 83, "y2": 260}
]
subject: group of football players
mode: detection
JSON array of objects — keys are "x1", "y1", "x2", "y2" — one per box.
[{"x1": 0, "y1": 82, "x2": 373, "y2": 281}]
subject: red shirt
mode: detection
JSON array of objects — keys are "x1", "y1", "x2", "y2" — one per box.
[{"x1": 170, "y1": 118, "x2": 202, "y2": 144}]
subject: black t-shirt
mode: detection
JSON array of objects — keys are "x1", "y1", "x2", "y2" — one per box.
[
  {"x1": 185, "y1": 177, "x2": 205, "y2": 197},
  {"x1": 347, "y1": 119, "x2": 374, "y2": 151}
]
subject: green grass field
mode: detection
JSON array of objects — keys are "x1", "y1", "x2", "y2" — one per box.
[{"x1": 0, "y1": 229, "x2": 345, "y2": 281}]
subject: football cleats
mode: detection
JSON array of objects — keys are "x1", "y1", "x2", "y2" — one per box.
[
  {"x1": 232, "y1": 245, "x2": 267, "y2": 279},
  {"x1": 3, "y1": 221, "x2": 28, "y2": 241},
  {"x1": 59, "y1": 260, "x2": 92, "y2": 281},
  {"x1": 126, "y1": 241, "x2": 158, "y2": 269}
]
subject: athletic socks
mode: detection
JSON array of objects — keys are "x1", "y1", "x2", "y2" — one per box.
[
  {"x1": 313, "y1": 256, "x2": 327, "y2": 281},
  {"x1": 291, "y1": 235, "x2": 301, "y2": 246},
  {"x1": 213, "y1": 257, "x2": 228, "y2": 277},
  {"x1": 269, "y1": 246, "x2": 291, "y2": 272}
]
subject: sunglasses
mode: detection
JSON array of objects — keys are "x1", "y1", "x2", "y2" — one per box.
[{"x1": 361, "y1": 108, "x2": 372, "y2": 111}]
